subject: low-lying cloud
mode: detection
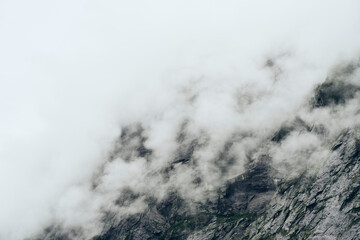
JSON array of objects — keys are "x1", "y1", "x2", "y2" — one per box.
[{"x1": 0, "y1": 0, "x2": 359, "y2": 239}]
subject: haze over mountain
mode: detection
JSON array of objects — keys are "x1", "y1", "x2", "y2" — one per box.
[{"x1": 0, "y1": 1, "x2": 359, "y2": 239}]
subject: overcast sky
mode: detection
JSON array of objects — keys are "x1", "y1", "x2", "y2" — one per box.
[{"x1": 0, "y1": 1, "x2": 360, "y2": 239}]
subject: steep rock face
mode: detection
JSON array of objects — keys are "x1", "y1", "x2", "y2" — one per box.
[
  {"x1": 95, "y1": 128, "x2": 360, "y2": 240},
  {"x1": 217, "y1": 155, "x2": 276, "y2": 216},
  {"x1": 311, "y1": 63, "x2": 360, "y2": 108}
]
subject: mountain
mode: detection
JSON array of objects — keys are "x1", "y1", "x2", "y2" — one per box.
[
  {"x1": 33, "y1": 63, "x2": 360, "y2": 240},
  {"x1": 90, "y1": 128, "x2": 359, "y2": 240}
]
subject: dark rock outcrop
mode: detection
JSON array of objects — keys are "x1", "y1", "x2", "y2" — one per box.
[{"x1": 311, "y1": 63, "x2": 360, "y2": 108}]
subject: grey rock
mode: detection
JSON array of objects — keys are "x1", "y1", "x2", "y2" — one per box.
[{"x1": 94, "y1": 128, "x2": 360, "y2": 240}]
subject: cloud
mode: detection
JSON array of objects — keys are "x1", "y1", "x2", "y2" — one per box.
[{"x1": 0, "y1": 0, "x2": 359, "y2": 239}]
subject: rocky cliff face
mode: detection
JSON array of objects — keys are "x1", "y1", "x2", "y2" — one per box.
[
  {"x1": 91, "y1": 128, "x2": 360, "y2": 240},
  {"x1": 34, "y1": 63, "x2": 360, "y2": 240}
]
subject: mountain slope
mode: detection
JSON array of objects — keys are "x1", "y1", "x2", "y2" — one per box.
[{"x1": 93, "y1": 128, "x2": 360, "y2": 240}]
